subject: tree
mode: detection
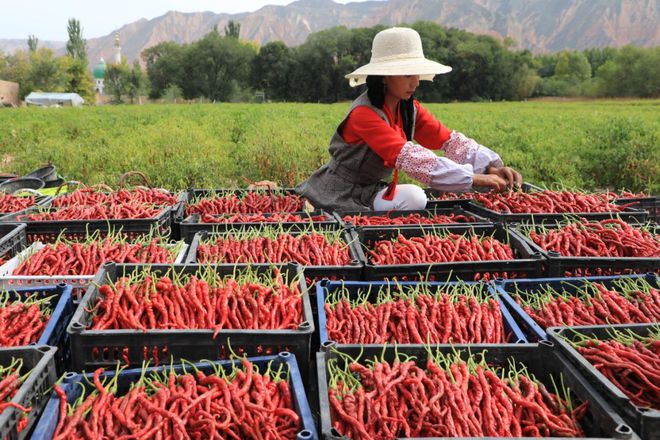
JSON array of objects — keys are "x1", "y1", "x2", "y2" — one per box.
[
  {"x1": 66, "y1": 18, "x2": 87, "y2": 62},
  {"x1": 127, "y1": 60, "x2": 147, "y2": 103},
  {"x1": 27, "y1": 35, "x2": 38, "y2": 52},
  {"x1": 224, "y1": 21, "x2": 240, "y2": 39},
  {"x1": 555, "y1": 51, "x2": 591, "y2": 81},
  {"x1": 142, "y1": 42, "x2": 186, "y2": 99},
  {"x1": 105, "y1": 61, "x2": 130, "y2": 103},
  {"x1": 62, "y1": 56, "x2": 94, "y2": 102},
  {"x1": 183, "y1": 30, "x2": 256, "y2": 101},
  {"x1": 251, "y1": 41, "x2": 293, "y2": 100},
  {"x1": 28, "y1": 48, "x2": 68, "y2": 93}
]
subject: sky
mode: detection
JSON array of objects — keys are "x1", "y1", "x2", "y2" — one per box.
[{"x1": 1, "y1": 0, "x2": 379, "y2": 41}]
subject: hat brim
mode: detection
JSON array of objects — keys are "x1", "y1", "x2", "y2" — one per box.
[{"x1": 345, "y1": 58, "x2": 452, "y2": 87}]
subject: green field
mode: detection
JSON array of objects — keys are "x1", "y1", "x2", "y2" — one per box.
[{"x1": 1, "y1": 99, "x2": 658, "y2": 193}]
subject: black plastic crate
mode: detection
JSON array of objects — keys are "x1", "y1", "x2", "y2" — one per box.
[
  {"x1": 0, "y1": 223, "x2": 26, "y2": 262},
  {"x1": 178, "y1": 210, "x2": 338, "y2": 243},
  {"x1": 175, "y1": 187, "x2": 311, "y2": 219},
  {"x1": 0, "y1": 346, "x2": 57, "y2": 440},
  {"x1": 2, "y1": 284, "x2": 74, "y2": 373},
  {"x1": 67, "y1": 263, "x2": 314, "y2": 376},
  {"x1": 184, "y1": 229, "x2": 363, "y2": 269},
  {"x1": 317, "y1": 343, "x2": 637, "y2": 439},
  {"x1": 355, "y1": 224, "x2": 544, "y2": 281},
  {"x1": 316, "y1": 280, "x2": 530, "y2": 350},
  {"x1": 335, "y1": 206, "x2": 491, "y2": 230},
  {"x1": 614, "y1": 196, "x2": 660, "y2": 223},
  {"x1": 492, "y1": 274, "x2": 660, "y2": 342},
  {"x1": 30, "y1": 352, "x2": 318, "y2": 440},
  {"x1": 548, "y1": 323, "x2": 659, "y2": 440},
  {"x1": 0, "y1": 194, "x2": 51, "y2": 218},
  {"x1": 512, "y1": 222, "x2": 660, "y2": 277},
  {"x1": 1, "y1": 206, "x2": 173, "y2": 244}
]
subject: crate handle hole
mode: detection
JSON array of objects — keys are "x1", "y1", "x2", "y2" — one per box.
[
  {"x1": 321, "y1": 341, "x2": 336, "y2": 349},
  {"x1": 615, "y1": 424, "x2": 633, "y2": 436},
  {"x1": 298, "y1": 321, "x2": 311, "y2": 331},
  {"x1": 297, "y1": 430, "x2": 313, "y2": 440}
]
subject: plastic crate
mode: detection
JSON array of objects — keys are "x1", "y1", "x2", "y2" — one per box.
[
  {"x1": 175, "y1": 188, "x2": 311, "y2": 219},
  {"x1": 30, "y1": 352, "x2": 318, "y2": 440},
  {"x1": 1, "y1": 284, "x2": 73, "y2": 373},
  {"x1": 355, "y1": 224, "x2": 544, "y2": 281},
  {"x1": 177, "y1": 210, "x2": 338, "y2": 243},
  {"x1": 614, "y1": 196, "x2": 660, "y2": 223},
  {"x1": 0, "y1": 241, "x2": 188, "y2": 303},
  {"x1": 184, "y1": 229, "x2": 363, "y2": 269},
  {"x1": 0, "y1": 206, "x2": 173, "y2": 244},
  {"x1": 0, "y1": 224, "x2": 27, "y2": 263},
  {"x1": 492, "y1": 274, "x2": 660, "y2": 342},
  {"x1": 0, "y1": 346, "x2": 57, "y2": 440},
  {"x1": 548, "y1": 323, "x2": 659, "y2": 440},
  {"x1": 0, "y1": 195, "x2": 51, "y2": 218},
  {"x1": 317, "y1": 343, "x2": 637, "y2": 440},
  {"x1": 316, "y1": 279, "x2": 529, "y2": 349},
  {"x1": 511, "y1": 222, "x2": 660, "y2": 277},
  {"x1": 67, "y1": 263, "x2": 314, "y2": 375},
  {"x1": 335, "y1": 206, "x2": 492, "y2": 230}
]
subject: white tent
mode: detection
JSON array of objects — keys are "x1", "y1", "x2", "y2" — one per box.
[{"x1": 25, "y1": 92, "x2": 84, "y2": 107}]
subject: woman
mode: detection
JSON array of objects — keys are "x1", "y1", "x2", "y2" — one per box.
[{"x1": 296, "y1": 27, "x2": 522, "y2": 211}]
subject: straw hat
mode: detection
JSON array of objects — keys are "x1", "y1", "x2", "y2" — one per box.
[{"x1": 345, "y1": 27, "x2": 452, "y2": 87}]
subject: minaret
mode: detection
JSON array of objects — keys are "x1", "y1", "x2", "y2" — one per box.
[{"x1": 114, "y1": 33, "x2": 121, "y2": 64}]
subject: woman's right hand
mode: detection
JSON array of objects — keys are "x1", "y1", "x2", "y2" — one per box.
[{"x1": 472, "y1": 173, "x2": 509, "y2": 192}]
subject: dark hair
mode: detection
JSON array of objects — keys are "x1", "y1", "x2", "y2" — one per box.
[{"x1": 365, "y1": 75, "x2": 414, "y2": 142}]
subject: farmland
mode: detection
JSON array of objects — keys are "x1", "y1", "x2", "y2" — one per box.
[{"x1": 0, "y1": 99, "x2": 658, "y2": 193}]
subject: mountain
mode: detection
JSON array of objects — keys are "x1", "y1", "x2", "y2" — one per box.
[{"x1": 1, "y1": 0, "x2": 658, "y2": 68}]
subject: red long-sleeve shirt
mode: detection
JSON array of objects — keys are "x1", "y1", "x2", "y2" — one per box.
[{"x1": 340, "y1": 100, "x2": 452, "y2": 167}]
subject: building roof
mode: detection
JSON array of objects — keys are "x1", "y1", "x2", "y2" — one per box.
[{"x1": 93, "y1": 58, "x2": 107, "y2": 79}]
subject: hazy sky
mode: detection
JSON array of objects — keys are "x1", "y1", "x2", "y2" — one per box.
[{"x1": 1, "y1": 0, "x2": 380, "y2": 41}]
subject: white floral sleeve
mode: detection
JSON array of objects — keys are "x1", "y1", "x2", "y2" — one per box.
[
  {"x1": 441, "y1": 131, "x2": 504, "y2": 174},
  {"x1": 395, "y1": 141, "x2": 474, "y2": 192}
]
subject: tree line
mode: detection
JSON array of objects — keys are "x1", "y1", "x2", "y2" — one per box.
[{"x1": 1, "y1": 20, "x2": 658, "y2": 103}]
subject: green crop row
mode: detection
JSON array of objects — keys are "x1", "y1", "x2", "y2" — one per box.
[{"x1": 1, "y1": 99, "x2": 658, "y2": 194}]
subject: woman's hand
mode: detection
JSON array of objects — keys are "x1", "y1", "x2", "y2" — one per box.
[
  {"x1": 486, "y1": 166, "x2": 523, "y2": 189},
  {"x1": 473, "y1": 173, "x2": 509, "y2": 191}
]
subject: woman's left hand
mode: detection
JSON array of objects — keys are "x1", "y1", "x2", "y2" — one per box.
[{"x1": 486, "y1": 166, "x2": 523, "y2": 189}]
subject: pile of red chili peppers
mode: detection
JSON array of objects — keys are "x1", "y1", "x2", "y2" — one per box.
[
  {"x1": 525, "y1": 218, "x2": 659, "y2": 257},
  {"x1": 52, "y1": 359, "x2": 301, "y2": 439},
  {"x1": 569, "y1": 326, "x2": 660, "y2": 410},
  {"x1": 369, "y1": 231, "x2": 514, "y2": 265},
  {"x1": 325, "y1": 283, "x2": 508, "y2": 344},
  {"x1": 52, "y1": 187, "x2": 177, "y2": 208},
  {"x1": 89, "y1": 268, "x2": 302, "y2": 333},
  {"x1": 343, "y1": 213, "x2": 477, "y2": 226},
  {"x1": 187, "y1": 191, "x2": 304, "y2": 216},
  {"x1": 0, "y1": 358, "x2": 32, "y2": 433},
  {"x1": 13, "y1": 233, "x2": 182, "y2": 276},
  {"x1": 0, "y1": 292, "x2": 52, "y2": 346},
  {"x1": 0, "y1": 194, "x2": 37, "y2": 213},
  {"x1": 328, "y1": 350, "x2": 587, "y2": 439},
  {"x1": 199, "y1": 212, "x2": 325, "y2": 224},
  {"x1": 196, "y1": 227, "x2": 352, "y2": 266},
  {"x1": 514, "y1": 278, "x2": 660, "y2": 329}
]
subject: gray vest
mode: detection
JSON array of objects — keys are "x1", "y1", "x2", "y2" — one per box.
[{"x1": 296, "y1": 92, "x2": 417, "y2": 211}]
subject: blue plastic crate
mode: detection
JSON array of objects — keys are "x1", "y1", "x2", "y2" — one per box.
[
  {"x1": 2, "y1": 284, "x2": 73, "y2": 373},
  {"x1": 30, "y1": 352, "x2": 318, "y2": 440},
  {"x1": 317, "y1": 279, "x2": 530, "y2": 349},
  {"x1": 491, "y1": 274, "x2": 660, "y2": 341}
]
